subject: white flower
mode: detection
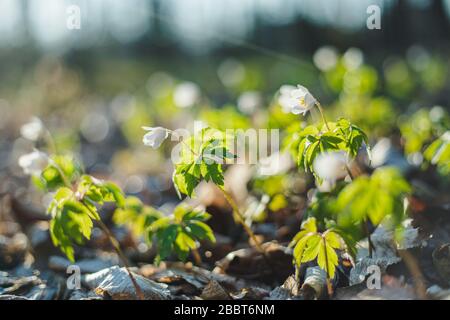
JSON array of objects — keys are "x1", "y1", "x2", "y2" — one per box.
[
  {"x1": 173, "y1": 82, "x2": 200, "y2": 108},
  {"x1": 278, "y1": 85, "x2": 316, "y2": 115},
  {"x1": 142, "y1": 126, "x2": 169, "y2": 149},
  {"x1": 278, "y1": 85, "x2": 297, "y2": 113},
  {"x1": 313, "y1": 151, "x2": 348, "y2": 183},
  {"x1": 20, "y1": 117, "x2": 44, "y2": 141},
  {"x1": 18, "y1": 150, "x2": 49, "y2": 176}
]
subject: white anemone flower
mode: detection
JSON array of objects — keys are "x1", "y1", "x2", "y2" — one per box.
[
  {"x1": 173, "y1": 82, "x2": 200, "y2": 108},
  {"x1": 20, "y1": 117, "x2": 44, "y2": 141},
  {"x1": 313, "y1": 151, "x2": 348, "y2": 183},
  {"x1": 18, "y1": 150, "x2": 49, "y2": 176},
  {"x1": 278, "y1": 84, "x2": 297, "y2": 113},
  {"x1": 142, "y1": 126, "x2": 170, "y2": 149},
  {"x1": 278, "y1": 85, "x2": 317, "y2": 115}
]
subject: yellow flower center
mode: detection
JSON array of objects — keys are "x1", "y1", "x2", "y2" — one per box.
[{"x1": 298, "y1": 97, "x2": 306, "y2": 108}]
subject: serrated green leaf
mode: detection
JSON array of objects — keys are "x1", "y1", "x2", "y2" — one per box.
[
  {"x1": 175, "y1": 231, "x2": 197, "y2": 253},
  {"x1": 317, "y1": 238, "x2": 339, "y2": 279},
  {"x1": 103, "y1": 182, "x2": 125, "y2": 208},
  {"x1": 336, "y1": 167, "x2": 410, "y2": 227},
  {"x1": 157, "y1": 224, "x2": 179, "y2": 260},
  {"x1": 293, "y1": 233, "x2": 314, "y2": 265},
  {"x1": 113, "y1": 196, "x2": 162, "y2": 236},
  {"x1": 186, "y1": 221, "x2": 216, "y2": 243},
  {"x1": 301, "y1": 234, "x2": 322, "y2": 263},
  {"x1": 324, "y1": 230, "x2": 343, "y2": 249},
  {"x1": 173, "y1": 171, "x2": 200, "y2": 198}
]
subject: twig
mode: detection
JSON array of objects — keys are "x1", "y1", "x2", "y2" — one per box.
[{"x1": 191, "y1": 248, "x2": 203, "y2": 266}]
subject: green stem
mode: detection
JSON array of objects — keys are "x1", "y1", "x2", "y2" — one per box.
[
  {"x1": 344, "y1": 165, "x2": 374, "y2": 258},
  {"x1": 315, "y1": 101, "x2": 330, "y2": 131},
  {"x1": 221, "y1": 188, "x2": 265, "y2": 253},
  {"x1": 322, "y1": 236, "x2": 333, "y2": 298},
  {"x1": 221, "y1": 188, "x2": 278, "y2": 274},
  {"x1": 44, "y1": 129, "x2": 58, "y2": 155}
]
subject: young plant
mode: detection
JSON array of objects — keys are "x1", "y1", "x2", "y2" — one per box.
[
  {"x1": 171, "y1": 127, "x2": 235, "y2": 198},
  {"x1": 286, "y1": 119, "x2": 370, "y2": 178},
  {"x1": 283, "y1": 85, "x2": 414, "y2": 293},
  {"x1": 114, "y1": 197, "x2": 215, "y2": 265},
  {"x1": 334, "y1": 166, "x2": 411, "y2": 257},
  {"x1": 142, "y1": 126, "x2": 266, "y2": 254},
  {"x1": 113, "y1": 196, "x2": 163, "y2": 237},
  {"x1": 289, "y1": 217, "x2": 346, "y2": 295},
  {"x1": 48, "y1": 174, "x2": 125, "y2": 262},
  {"x1": 18, "y1": 119, "x2": 144, "y2": 299},
  {"x1": 335, "y1": 167, "x2": 411, "y2": 228},
  {"x1": 147, "y1": 204, "x2": 216, "y2": 264}
]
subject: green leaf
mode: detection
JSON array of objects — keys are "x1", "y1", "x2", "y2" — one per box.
[
  {"x1": 103, "y1": 182, "x2": 126, "y2": 208},
  {"x1": 336, "y1": 167, "x2": 411, "y2": 227},
  {"x1": 113, "y1": 196, "x2": 162, "y2": 236},
  {"x1": 172, "y1": 127, "x2": 233, "y2": 197},
  {"x1": 149, "y1": 205, "x2": 214, "y2": 263},
  {"x1": 302, "y1": 217, "x2": 318, "y2": 233},
  {"x1": 289, "y1": 120, "x2": 370, "y2": 176},
  {"x1": 291, "y1": 217, "x2": 349, "y2": 280},
  {"x1": 289, "y1": 217, "x2": 317, "y2": 247},
  {"x1": 305, "y1": 140, "x2": 320, "y2": 172},
  {"x1": 175, "y1": 231, "x2": 197, "y2": 252},
  {"x1": 323, "y1": 230, "x2": 343, "y2": 249},
  {"x1": 39, "y1": 155, "x2": 81, "y2": 191},
  {"x1": 202, "y1": 163, "x2": 224, "y2": 188},
  {"x1": 301, "y1": 234, "x2": 322, "y2": 263},
  {"x1": 47, "y1": 188, "x2": 95, "y2": 262},
  {"x1": 173, "y1": 170, "x2": 200, "y2": 198},
  {"x1": 424, "y1": 132, "x2": 450, "y2": 175},
  {"x1": 293, "y1": 233, "x2": 314, "y2": 265},
  {"x1": 186, "y1": 221, "x2": 216, "y2": 243},
  {"x1": 317, "y1": 237, "x2": 339, "y2": 279},
  {"x1": 157, "y1": 224, "x2": 179, "y2": 260},
  {"x1": 77, "y1": 175, "x2": 125, "y2": 208}
]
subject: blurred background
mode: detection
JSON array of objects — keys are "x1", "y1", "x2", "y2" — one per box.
[{"x1": 0, "y1": 0, "x2": 449, "y2": 208}]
